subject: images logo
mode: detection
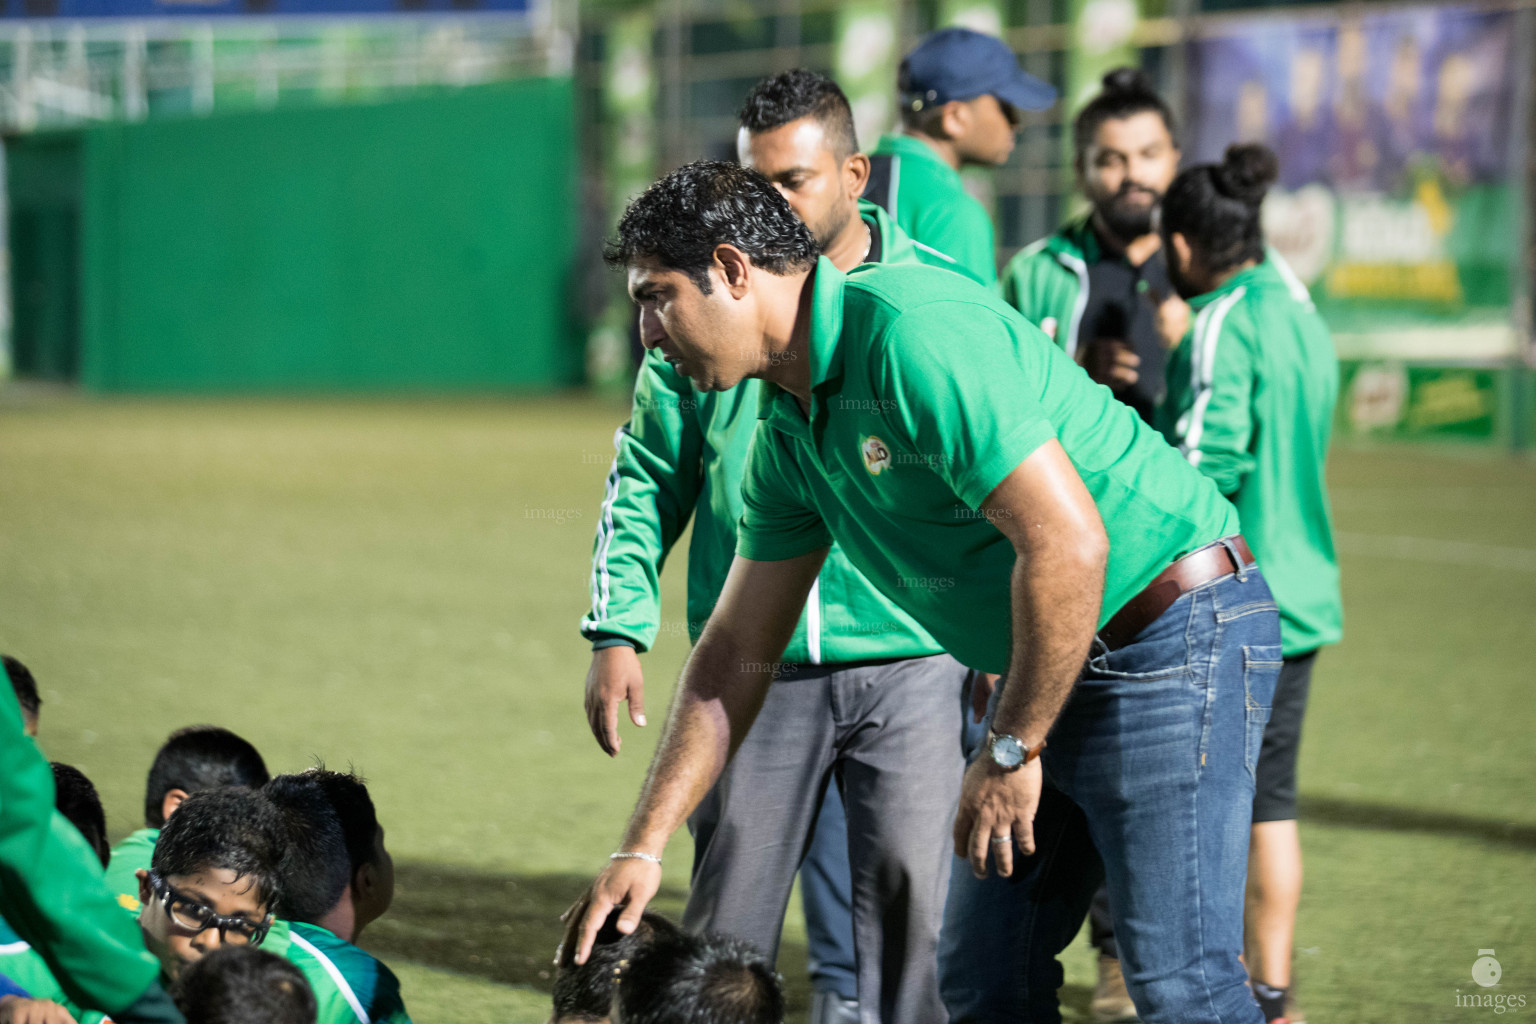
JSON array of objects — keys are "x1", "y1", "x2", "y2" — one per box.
[
  {"x1": 1475, "y1": 951, "x2": 1503, "y2": 989},
  {"x1": 1454, "y1": 949, "x2": 1526, "y2": 1014}
]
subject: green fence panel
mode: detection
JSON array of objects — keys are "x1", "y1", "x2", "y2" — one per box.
[{"x1": 42, "y1": 79, "x2": 577, "y2": 392}]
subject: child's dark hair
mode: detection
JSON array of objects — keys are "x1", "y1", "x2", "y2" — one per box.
[
  {"x1": 145, "y1": 726, "x2": 270, "y2": 828},
  {"x1": 1161, "y1": 143, "x2": 1280, "y2": 272},
  {"x1": 305, "y1": 766, "x2": 382, "y2": 875},
  {"x1": 262, "y1": 774, "x2": 351, "y2": 923},
  {"x1": 52, "y1": 762, "x2": 109, "y2": 868},
  {"x1": 615, "y1": 930, "x2": 783, "y2": 1024},
  {"x1": 4, "y1": 655, "x2": 40, "y2": 723},
  {"x1": 552, "y1": 907, "x2": 684, "y2": 1022},
  {"x1": 1073, "y1": 66, "x2": 1178, "y2": 157},
  {"x1": 174, "y1": 945, "x2": 317, "y2": 1024},
  {"x1": 152, "y1": 788, "x2": 285, "y2": 911}
]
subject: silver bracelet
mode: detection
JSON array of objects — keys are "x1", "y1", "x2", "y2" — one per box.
[{"x1": 610, "y1": 851, "x2": 662, "y2": 865}]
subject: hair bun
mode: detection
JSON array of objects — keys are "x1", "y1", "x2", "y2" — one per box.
[
  {"x1": 1213, "y1": 143, "x2": 1279, "y2": 204},
  {"x1": 1100, "y1": 66, "x2": 1154, "y2": 98}
]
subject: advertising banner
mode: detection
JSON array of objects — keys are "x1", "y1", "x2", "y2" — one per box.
[{"x1": 1189, "y1": 6, "x2": 1525, "y2": 440}]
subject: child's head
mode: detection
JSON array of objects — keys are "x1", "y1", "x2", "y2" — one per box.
[
  {"x1": 4, "y1": 655, "x2": 40, "y2": 738},
  {"x1": 51, "y1": 762, "x2": 110, "y2": 867},
  {"x1": 261, "y1": 774, "x2": 351, "y2": 927},
  {"x1": 174, "y1": 945, "x2": 317, "y2": 1024},
  {"x1": 550, "y1": 905, "x2": 683, "y2": 1024},
  {"x1": 138, "y1": 788, "x2": 285, "y2": 980},
  {"x1": 145, "y1": 726, "x2": 270, "y2": 829},
  {"x1": 614, "y1": 931, "x2": 782, "y2": 1024},
  {"x1": 305, "y1": 767, "x2": 394, "y2": 937}
]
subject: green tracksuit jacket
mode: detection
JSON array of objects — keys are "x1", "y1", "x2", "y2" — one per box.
[
  {"x1": 0, "y1": 689, "x2": 166, "y2": 1018},
  {"x1": 1158, "y1": 258, "x2": 1344, "y2": 656},
  {"x1": 580, "y1": 202, "x2": 956, "y2": 664},
  {"x1": 998, "y1": 214, "x2": 1100, "y2": 358},
  {"x1": 866, "y1": 134, "x2": 997, "y2": 286}
]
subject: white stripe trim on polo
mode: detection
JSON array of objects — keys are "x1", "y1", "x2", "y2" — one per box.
[
  {"x1": 0, "y1": 941, "x2": 31, "y2": 955},
  {"x1": 290, "y1": 932, "x2": 371, "y2": 1024}
]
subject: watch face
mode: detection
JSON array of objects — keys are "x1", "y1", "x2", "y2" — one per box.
[{"x1": 990, "y1": 734, "x2": 1026, "y2": 769}]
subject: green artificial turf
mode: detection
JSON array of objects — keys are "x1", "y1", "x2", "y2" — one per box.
[{"x1": 0, "y1": 393, "x2": 1531, "y2": 1023}]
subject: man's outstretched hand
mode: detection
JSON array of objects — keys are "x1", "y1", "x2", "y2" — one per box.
[
  {"x1": 584, "y1": 645, "x2": 648, "y2": 756},
  {"x1": 572, "y1": 856, "x2": 663, "y2": 964}
]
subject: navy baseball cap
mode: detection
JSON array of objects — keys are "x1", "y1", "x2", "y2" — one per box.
[{"x1": 900, "y1": 27, "x2": 1057, "y2": 113}]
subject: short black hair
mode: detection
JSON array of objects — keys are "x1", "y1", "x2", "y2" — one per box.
[
  {"x1": 305, "y1": 767, "x2": 381, "y2": 875},
  {"x1": 152, "y1": 788, "x2": 285, "y2": 911},
  {"x1": 262, "y1": 774, "x2": 351, "y2": 924},
  {"x1": 1161, "y1": 143, "x2": 1279, "y2": 272},
  {"x1": 604, "y1": 161, "x2": 820, "y2": 294},
  {"x1": 4, "y1": 656, "x2": 39, "y2": 723},
  {"x1": 739, "y1": 69, "x2": 859, "y2": 160},
  {"x1": 615, "y1": 931, "x2": 782, "y2": 1024},
  {"x1": 552, "y1": 908, "x2": 683, "y2": 1023},
  {"x1": 1073, "y1": 67, "x2": 1178, "y2": 158},
  {"x1": 52, "y1": 762, "x2": 109, "y2": 868},
  {"x1": 174, "y1": 945, "x2": 317, "y2": 1024},
  {"x1": 145, "y1": 726, "x2": 270, "y2": 829}
]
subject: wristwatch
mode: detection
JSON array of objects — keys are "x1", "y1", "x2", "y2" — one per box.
[{"x1": 986, "y1": 728, "x2": 1045, "y2": 771}]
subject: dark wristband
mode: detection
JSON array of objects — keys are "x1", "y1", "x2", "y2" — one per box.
[{"x1": 591, "y1": 636, "x2": 638, "y2": 652}]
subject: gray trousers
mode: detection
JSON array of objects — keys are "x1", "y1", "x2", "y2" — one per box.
[{"x1": 684, "y1": 653, "x2": 972, "y2": 1024}]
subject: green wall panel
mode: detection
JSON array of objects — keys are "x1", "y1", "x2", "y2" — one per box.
[{"x1": 69, "y1": 79, "x2": 577, "y2": 392}]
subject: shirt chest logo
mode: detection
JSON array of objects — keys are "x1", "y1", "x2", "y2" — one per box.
[{"x1": 860, "y1": 435, "x2": 892, "y2": 476}]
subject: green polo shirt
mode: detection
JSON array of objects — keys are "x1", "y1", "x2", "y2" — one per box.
[
  {"x1": 105, "y1": 827, "x2": 159, "y2": 916},
  {"x1": 736, "y1": 259, "x2": 1239, "y2": 674},
  {"x1": 868, "y1": 134, "x2": 997, "y2": 286}
]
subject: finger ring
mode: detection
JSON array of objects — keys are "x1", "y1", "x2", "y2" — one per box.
[{"x1": 990, "y1": 835, "x2": 1013, "y2": 845}]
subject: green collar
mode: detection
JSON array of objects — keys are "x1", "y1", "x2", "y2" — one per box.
[
  {"x1": 1187, "y1": 259, "x2": 1272, "y2": 311},
  {"x1": 759, "y1": 257, "x2": 846, "y2": 434},
  {"x1": 874, "y1": 133, "x2": 962, "y2": 182}
]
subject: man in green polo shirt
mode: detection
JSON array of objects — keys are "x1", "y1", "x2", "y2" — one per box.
[
  {"x1": 579, "y1": 70, "x2": 975, "y2": 1024},
  {"x1": 574, "y1": 162, "x2": 1281, "y2": 1024},
  {"x1": 864, "y1": 28, "x2": 1056, "y2": 285}
]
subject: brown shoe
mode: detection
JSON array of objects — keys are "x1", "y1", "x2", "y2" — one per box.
[{"x1": 1091, "y1": 955, "x2": 1140, "y2": 1023}]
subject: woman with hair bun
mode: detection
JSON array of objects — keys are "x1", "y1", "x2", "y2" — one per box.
[{"x1": 1157, "y1": 143, "x2": 1343, "y2": 1024}]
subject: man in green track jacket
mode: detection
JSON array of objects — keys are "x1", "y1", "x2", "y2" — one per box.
[
  {"x1": 579, "y1": 72, "x2": 975, "y2": 1024},
  {"x1": 1156, "y1": 144, "x2": 1342, "y2": 1024},
  {"x1": 864, "y1": 28, "x2": 1056, "y2": 286},
  {"x1": 0, "y1": 678, "x2": 183, "y2": 1024}
]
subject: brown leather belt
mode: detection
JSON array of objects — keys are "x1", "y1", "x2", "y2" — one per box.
[{"x1": 1098, "y1": 535, "x2": 1255, "y2": 652}]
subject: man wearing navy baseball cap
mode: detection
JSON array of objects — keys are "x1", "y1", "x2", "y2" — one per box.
[{"x1": 863, "y1": 27, "x2": 1056, "y2": 285}]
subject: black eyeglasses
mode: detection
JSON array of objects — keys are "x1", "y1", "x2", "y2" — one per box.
[{"x1": 148, "y1": 871, "x2": 272, "y2": 946}]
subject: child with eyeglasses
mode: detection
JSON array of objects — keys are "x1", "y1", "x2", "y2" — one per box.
[{"x1": 135, "y1": 788, "x2": 286, "y2": 983}]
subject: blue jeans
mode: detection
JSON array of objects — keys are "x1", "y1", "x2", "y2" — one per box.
[{"x1": 940, "y1": 562, "x2": 1281, "y2": 1024}]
